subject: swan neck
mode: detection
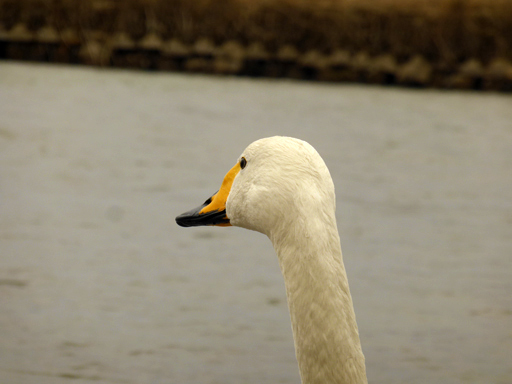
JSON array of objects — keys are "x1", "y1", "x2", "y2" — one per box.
[{"x1": 270, "y1": 220, "x2": 368, "y2": 384}]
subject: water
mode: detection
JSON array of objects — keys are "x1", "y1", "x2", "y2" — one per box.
[{"x1": 0, "y1": 62, "x2": 511, "y2": 384}]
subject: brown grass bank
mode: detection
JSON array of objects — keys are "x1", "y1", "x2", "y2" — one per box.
[{"x1": 1, "y1": 0, "x2": 511, "y2": 90}]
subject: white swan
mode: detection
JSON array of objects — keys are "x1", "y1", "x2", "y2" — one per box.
[{"x1": 176, "y1": 136, "x2": 368, "y2": 384}]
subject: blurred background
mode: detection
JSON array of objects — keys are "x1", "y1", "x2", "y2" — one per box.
[
  {"x1": 1, "y1": 0, "x2": 512, "y2": 89},
  {"x1": 1, "y1": 1, "x2": 511, "y2": 384}
]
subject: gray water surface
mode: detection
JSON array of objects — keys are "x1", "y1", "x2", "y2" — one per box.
[{"x1": 0, "y1": 62, "x2": 511, "y2": 384}]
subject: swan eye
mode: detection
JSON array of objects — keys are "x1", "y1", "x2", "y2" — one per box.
[{"x1": 240, "y1": 157, "x2": 247, "y2": 169}]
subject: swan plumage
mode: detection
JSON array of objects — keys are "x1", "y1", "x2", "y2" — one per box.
[{"x1": 176, "y1": 136, "x2": 367, "y2": 384}]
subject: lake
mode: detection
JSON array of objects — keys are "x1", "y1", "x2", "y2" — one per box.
[{"x1": 0, "y1": 62, "x2": 511, "y2": 384}]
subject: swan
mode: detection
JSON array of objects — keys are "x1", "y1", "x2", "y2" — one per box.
[{"x1": 176, "y1": 136, "x2": 368, "y2": 384}]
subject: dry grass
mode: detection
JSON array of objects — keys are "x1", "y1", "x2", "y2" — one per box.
[
  {"x1": 1, "y1": 0, "x2": 511, "y2": 89},
  {"x1": 1, "y1": 0, "x2": 511, "y2": 64}
]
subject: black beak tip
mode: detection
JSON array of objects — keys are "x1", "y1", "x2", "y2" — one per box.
[
  {"x1": 175, "y1": 207, "x2": 202, "y2": 227},
  {"x1": 175, "y1": 213, "x2": 192, "y2": 227},
  {"x1": 175, "y1": 206, "x2": 229, "y2": 228}
]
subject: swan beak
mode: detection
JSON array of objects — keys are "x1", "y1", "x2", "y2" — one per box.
[{"x1": 175, "y1": 163, "x2": 240, "y2": 228}]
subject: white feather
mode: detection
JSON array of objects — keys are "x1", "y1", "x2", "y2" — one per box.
[{"x1": 226, "y1": 137, "x2": 368, "y2": 384}]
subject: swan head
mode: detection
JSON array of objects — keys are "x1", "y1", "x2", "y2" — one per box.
[{"x1": 176, "y1": 136, "x2": 336, "y2": 237}]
